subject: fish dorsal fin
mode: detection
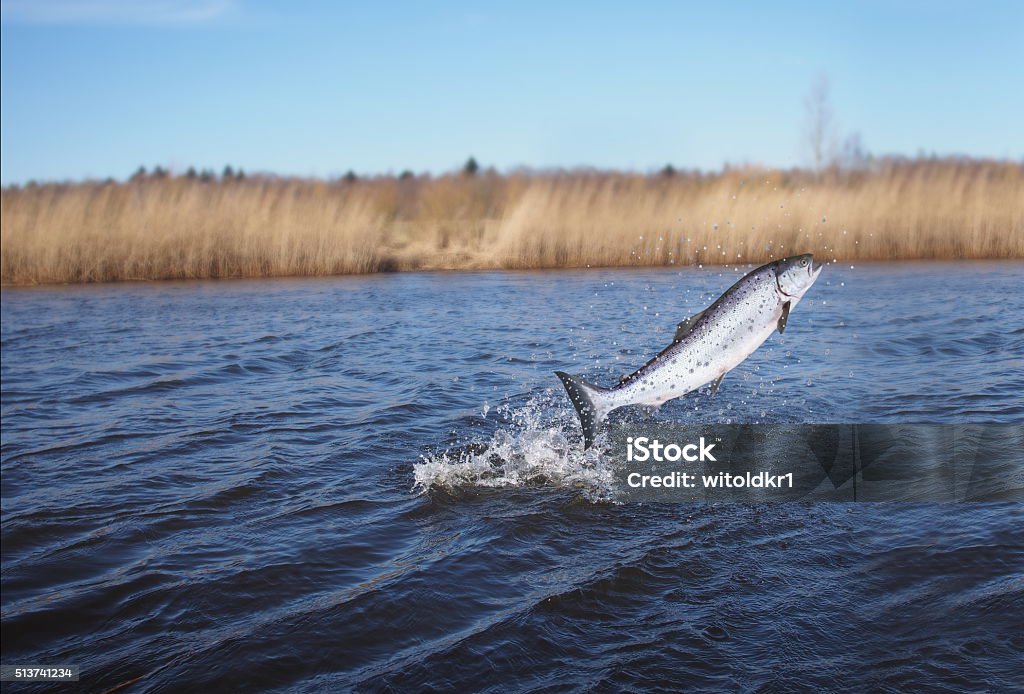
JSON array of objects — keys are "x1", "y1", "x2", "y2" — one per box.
[
  {"x1": 777, "y1": 301, "x2": 791, "y2": 334},
  {"x1": 674, "y1": 309, "x2": 707, "y2": 342},
  {"x1": 617, "y1": 310, "x2": 708, "y2": 386}
]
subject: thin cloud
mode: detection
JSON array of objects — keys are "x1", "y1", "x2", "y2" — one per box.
[{"x1": 1, "y1": 0, "x2": 237, "y2": 25}]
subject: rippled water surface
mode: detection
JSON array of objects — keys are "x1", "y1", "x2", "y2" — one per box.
[{"x1": 2, "y1": 262, "x2": 1023, "y2": 691}]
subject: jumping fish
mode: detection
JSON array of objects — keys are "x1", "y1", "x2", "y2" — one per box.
[{"x1": 556, "y1": 254, "x2": 823, "y2": 447}]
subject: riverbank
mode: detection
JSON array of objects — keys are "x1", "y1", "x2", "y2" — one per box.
[{"x1": 2, "y1": 159, "x2": 1022, "y2": 285}]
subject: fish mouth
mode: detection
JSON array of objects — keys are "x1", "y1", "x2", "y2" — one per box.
[{"x1": 810, "y1": 257, "x2": 824, "y2": 282}]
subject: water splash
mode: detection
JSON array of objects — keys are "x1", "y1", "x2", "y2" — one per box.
[
  {"x1": 413, "y1": 373, "x2": 791, "y2": 500},
  {"x1": 413, "y1": 393, "x2": 617, "y2": 500}
]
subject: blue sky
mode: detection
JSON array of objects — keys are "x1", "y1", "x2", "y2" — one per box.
[{"x1": 2, "y1": 0, "x2": 1022, "y2": 183}]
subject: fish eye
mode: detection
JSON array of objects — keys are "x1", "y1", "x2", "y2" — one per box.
[{"x1": 799, "y1": 259, "x2": 808, "y2": 266}]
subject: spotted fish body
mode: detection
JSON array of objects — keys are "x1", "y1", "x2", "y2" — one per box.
[{"x1": 556, "y1": 254, "x2": 823, "y2": 447}]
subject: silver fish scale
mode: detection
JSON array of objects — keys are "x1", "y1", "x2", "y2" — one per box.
[
  {"x1": 555, "y1": 254, "x2": 822, "y2": 447},
  {"x1": 606, "y1": 265, "x2": 785, "y2": 409}
]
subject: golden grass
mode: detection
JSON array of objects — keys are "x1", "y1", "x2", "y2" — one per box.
[{"x1": 2, "y1": 159, "x2": 1022, "y2": 285}]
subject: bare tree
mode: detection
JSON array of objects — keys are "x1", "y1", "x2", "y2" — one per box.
[
  {"x1": 840, "y1": 131, "x2": 870, "y2": 171},
  {"x1": 804, "y1": 75, "x2": 838, "y2": 174}
]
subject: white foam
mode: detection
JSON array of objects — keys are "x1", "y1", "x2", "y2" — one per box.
[{"x1": 413, "y1": 392, "x2": 616, "y2": 500}]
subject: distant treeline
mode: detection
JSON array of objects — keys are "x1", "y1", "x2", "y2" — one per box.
[{"x1": 2, "y1": 157, "x2": 1022, "y2": 285}]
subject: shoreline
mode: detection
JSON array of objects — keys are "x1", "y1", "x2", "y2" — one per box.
[
  {"x1": 4, "y1": 160, "x2": 1022, "y2": 287},
  {"x1": 4, "y1": 256, "x2": 1023, "y2": 290}
]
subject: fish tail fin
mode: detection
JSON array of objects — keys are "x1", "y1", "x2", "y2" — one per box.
[{"x1": 555, "y1": 371, "x2": 612, "y2": 449}]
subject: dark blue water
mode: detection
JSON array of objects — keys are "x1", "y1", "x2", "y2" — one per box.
[{"x1": 2, "y1": 262, "x2": 1023, "y2": 691}]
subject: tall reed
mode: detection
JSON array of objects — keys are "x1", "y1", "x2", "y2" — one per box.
[{"x1": 2, "y1": 159, "x2": 1021, "y2": 285}]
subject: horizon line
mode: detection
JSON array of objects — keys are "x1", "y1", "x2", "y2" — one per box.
[{"x1": 4, "y1": 152, "x2": 1023, "y2": 188}]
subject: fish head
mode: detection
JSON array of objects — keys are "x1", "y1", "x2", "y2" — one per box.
[{"x1": 774, "y1": 253, "x2": 823, "y2": 299}]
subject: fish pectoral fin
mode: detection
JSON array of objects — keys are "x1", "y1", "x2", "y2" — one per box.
[
  {"x1": 710, "y1": 374, "x2": 725, "y2": 395},
  {"x1": 777, "y1": 301, "x2": 791, "y2": 334},
  {"x1": 674, "y1": 309, "x2": 707, "y2": 342}
]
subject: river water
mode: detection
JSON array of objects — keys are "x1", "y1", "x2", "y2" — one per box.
[{"x1": 2, "y1": 261, "x2": 1022, "y2": 691}]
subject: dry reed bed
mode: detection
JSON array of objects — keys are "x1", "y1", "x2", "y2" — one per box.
[{"x1": 2, "y1": 160, "x2": 1022, "y2": 285}]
